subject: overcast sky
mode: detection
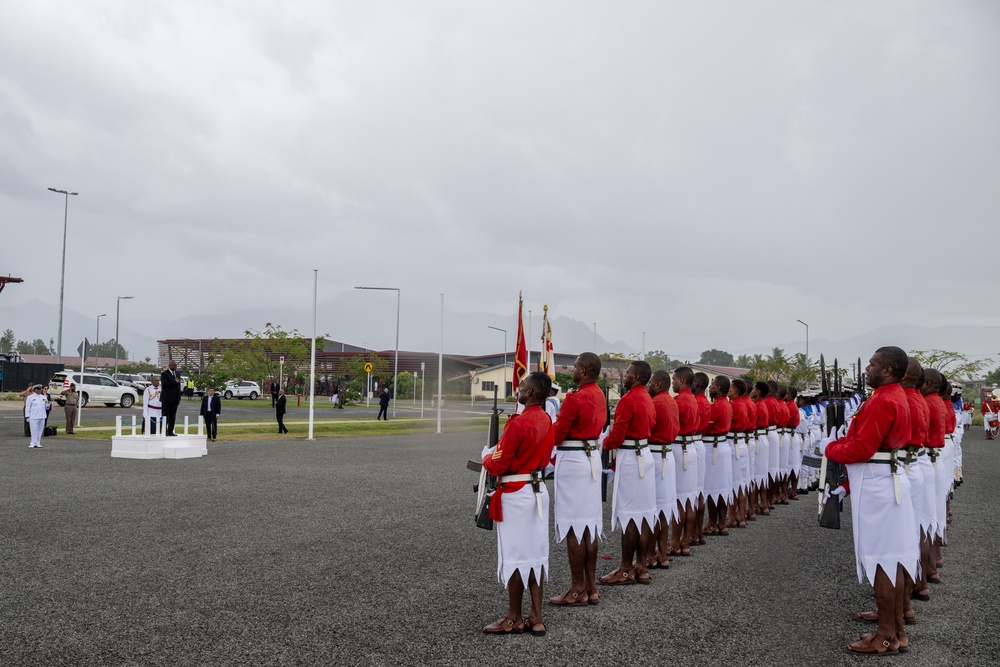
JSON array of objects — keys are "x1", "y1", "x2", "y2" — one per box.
[{"x1": 2, "y1": 1, "x2": 999, "y2": 357}]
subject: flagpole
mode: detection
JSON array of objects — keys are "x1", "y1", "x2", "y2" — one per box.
[
  {"x1": 308, "y1": 269, "x2": 317, "y2": 440},
  {"x1": 436, "y1": 293, "x2": 443, "y2": 434}
]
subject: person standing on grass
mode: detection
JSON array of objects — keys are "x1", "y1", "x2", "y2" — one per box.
[
  {"x1": 276, "y1": 388, "x2": 289, "y2": 433},
  {"x1": 60, "y1": 383, "x2": 79, "y2": 434}
]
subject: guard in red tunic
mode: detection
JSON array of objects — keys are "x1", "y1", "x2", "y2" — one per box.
[
  {"x1": 763, "y1": 382, "x2": 785, "y2": 506},
  {"x1": 692, "y1": 372, "x2": 712, "y2": 545},
  {"x1": 981, "y1": 395, "x2": 999, "y2": 439},
  {"x1": 703, "y1": 376, "x2": 733, "y2": 536},
  {"x1": 750, "y1": 382, "x2": 772, "y2": 516},
  {"x1": 857, "y1": 357, "x2": 925, "y2": 626},
  {"x1": 726, "y1": 379, "x2": 751, "y2": 528},
  {"x1": 646, "y1": 369, "x2": 679, "y2": 569},
  {"x1": 742, "y1": 385, "x2": 759, "y2": 520},
  {"x1": 481, "y1": 372, "x2": 555, "y2": 635},
  {"x1": 785, "y1": 388, "x2": 802, "y2": 500},
  {"x1": 671, "y1": 367, "x2": 700, "y2": 556},
  {"x1": 821, "y1": 346, "x2": 917, "y2": 655},
  {"x1": 549, "y1": 353, "x2": 606, "y2": 607},
  {"x1": 599, "y1": 361, "x2": 656, "y2": 585},
  {"x1": 920, "y1": 369, "x2": 946, "y2": 580}
]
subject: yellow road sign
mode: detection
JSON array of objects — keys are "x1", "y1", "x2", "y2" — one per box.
[{"x1": 364, "y1": 362, "x2": 373, "y2": 373}]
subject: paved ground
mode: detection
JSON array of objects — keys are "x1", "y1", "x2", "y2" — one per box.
[{"x1": 1, "y1": 422, "x2": 995, "y2": 666}]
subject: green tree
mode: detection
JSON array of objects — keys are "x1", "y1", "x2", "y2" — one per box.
[
  {"x1": 909, "y1": 349, "x2": 993, "y2": 381},
  {"x1": 643, "y1": 349, "x2": 684, "y2": 372},
  {"x1": 600, "y1": 352, "x2": 635, "y2": 395},
  {"x1": 555, "y1": 371, "x2": 577, "y2": 392},
  {"x1": 0, "y1": 328, "x2": 14, "y2": 352},
  {"x1": 16, "y1": 338, "x2": 53, "y2": 355},
  {"x1": 216, "y1": 323, "x2": 314, "y2": 385},
  {"x1": 341, "y1": 354, "x2": 391, "y2": 399},
  {"x1": 785, "y1": 353, "x2": 819, "y2": 390},
  {"x1": 984, "y1": 366, "x2": 1000, "y2": 386},
  {"x1": 698, "y1": 349, "x2": 735, "y2": 366},
  {"x1": 394, "y1": 371, "x2": 424, "y2": 401},
  {"x1": 734, "y1": 354, "x2": 753, "y2": 369},
  {"x1": 92, "y1": 339, "x2": 129, "y2": 361}
]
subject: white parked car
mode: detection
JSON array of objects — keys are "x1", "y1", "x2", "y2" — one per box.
[
  {"x1": 223, "y1": 380, "x2": 261, "y2": 400},
  {"x1": 113, "y1": 373, "x2": 151, "y2": 392},
  {"x1": 50, "y1": 370, "x2": 139, "y2": 408}
]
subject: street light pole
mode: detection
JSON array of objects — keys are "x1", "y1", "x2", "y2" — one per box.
[
  {"x1": 488, "y1": 325, "x2": 507, "y2": 399},
  {"x1": 797, "y1": 319, "x2": 809, "y2": 390},
  {"x1": 437, "y1": 294, "x2": 443, "y2": 433},
  {"x1": 95, "y1": 314, "x2": 107, "y2": 371},
  {"x1": 48, "y1": 187, "x2": 78, "y2": 365},
  {"x1": 114, "y1": 296, "x2": 134, "y2": 378},
  {"x1": 355, "y1": 286, "x2": 400, "y2": 418}
]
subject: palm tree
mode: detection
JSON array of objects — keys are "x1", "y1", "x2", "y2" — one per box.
[{"x1": 766, "y1": 347, "x2": 789, "y2": 380}]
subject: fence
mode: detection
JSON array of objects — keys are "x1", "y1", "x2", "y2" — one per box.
[{"x1": 0, "y1": 361, "x2": 65, "y2": 392}]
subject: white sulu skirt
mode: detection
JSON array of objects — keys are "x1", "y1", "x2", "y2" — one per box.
[
  {"x1": 844, "y1": 461, "x2": 920, "y2": 586},
  {"x1": 611, "y1": 448, "x2": 657, "y2": 533},
  {"x1": 553, "y1": 448, "x2": 603, "y2": 544},
  {"x1": 777, "y1": 431, "x2": 790, "y2": 476},
  {"x1": 651, "y1": 446, "x2": 679, "y2": 524},
  {"x1": 673, "y1": 442, "x2": 700, "y2": 509},
  {"x1": 702, "y1": 439, "x2": 733, "y2": 505},
  {"x1": 754, "y1": 435, "x2": 769, "y2": 486},
  {"x1": 767, "y1": 431, "x2": 780, "y2": 481},
  {"x1": 496, "y1": 484, "x2": 549, "y2": 587}
]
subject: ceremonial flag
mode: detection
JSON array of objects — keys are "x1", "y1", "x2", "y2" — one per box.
[
  {"x1": 541, "y1": 305, "x2": 555, "y2": 380},
  {"x1": 512, "y1": 291, "x2": 528, "y2": 394}
]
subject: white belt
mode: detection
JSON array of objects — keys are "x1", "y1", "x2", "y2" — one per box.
[
  {"x1": 498, "y1": 472, "x2": 545, "y2": 519},
  {"x1": 703, "y1": 435, "x2": 727, "y2": 464},
  {"x1": 867, "y1": 451, "x2": 903, "y2": 505},
  {"x1": 649, "y1": 443, "x2": 673, "y2": 478},
  {"x1": 557, "y1": 439, "x2": 599, "y2": 481},
  {"x1": 623, "y1": 439, "x2": 649, "y2": 478}
]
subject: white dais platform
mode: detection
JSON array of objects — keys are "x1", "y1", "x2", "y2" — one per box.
[{"x1": 111, "y1": 416, "x2": 208, "y2": 460}]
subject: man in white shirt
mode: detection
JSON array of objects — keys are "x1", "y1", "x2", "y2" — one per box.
[
  {"x1": 25, "y1": 385, "x2": 49, "y2": 448},
  {"x1": 143, "y1": 376, "x2": 163, "y2": 434}
]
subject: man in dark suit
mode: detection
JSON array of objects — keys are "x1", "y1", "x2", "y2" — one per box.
[
  {"x1": 271, "y1": 379, "x2": 280, "y2": 407},
  {"x1": 276, "y1": 388, "x2": 289, "y2": 433},
  {"x1": 160, "y1": 361, "x2": 182, "y2": 436},
  {"x1": 377, "y1": 387, "x2": 390, "y2": 421},
  {"x1": 200, "y1": 387, "x2": 221, "y2": 441}
]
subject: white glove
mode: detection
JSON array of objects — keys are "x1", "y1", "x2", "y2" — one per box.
[
  {"x1": 597, "y1": 426, "x2": 610, "y2": 447},
  {"x1": 481, "y1": 445, "x2": 495, "y2": 458},
  {"x1": 817, "y1": 426, "x2": 838, "y2": 455},
  {"x1": 823, "y1": 485, "x2": 847, "y2": 503},
  {"x1": 837, "y1": 424, "x2": 847, "y2": 438}
]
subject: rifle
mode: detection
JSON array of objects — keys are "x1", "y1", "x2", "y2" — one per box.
[
  {"x1": 468, "y1": 385, "x2": 503, "y2": 530},
  {"x1": 601, "y1": 382, "x2": 611, "y2": 502},
  {"x1": 818, "y1": 356, "x2": 846, "y2": 529}
]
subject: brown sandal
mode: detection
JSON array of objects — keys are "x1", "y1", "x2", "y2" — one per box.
[{"x1": 483, "y1": 617, "x2": 524, "y2": 634}]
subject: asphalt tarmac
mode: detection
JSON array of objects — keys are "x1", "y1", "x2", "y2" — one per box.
[{"x1": 0, "y1": 423, "x2": 995, "y2": 666}]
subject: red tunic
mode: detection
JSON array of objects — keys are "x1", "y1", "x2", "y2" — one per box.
[
  {"x1": 706, "y1": 396, "x2": 732, "y2": 435},
  {"x1": 695, "y1": 393, "x2": 711, "y2": 433},
  {"x1": 764, "y1": 396, "x2": 783, "y2": 427},
  {"x1": 730, "y1": 396, "x2": 748, "y2": 432},
  {"x1": 553, "y1": 381, "x2": 605, "y2": 445},
  {"x1": 825, "y1": 382, "x2": 910, "y2": 464},
  {"x1": 744, "y1": 397, "x2": 758, "y2": 431},
  {"x1": 943, "y1": 401, "x2": 957, "y2": 434},
  {"x1": 649, "y1": 391, "x2": 680, "y2": 444},
  {"x1": 924, "y1": 393, "x2": 946, "y2": 448},
  {"x1": 903, "y1": 387, "x2": 929, "y2": 447},
  {"x1": 603, "y1": 385, "x2": 655, "y2": 450},
  {"x1": 482, "y1": 405, "x2": 554, "y2": 521},
  {"x1": 675, "y1": 388, "x2": 699, "y2": 436},
  {"x1": 982, "y1": 399, "x2": 1000, "y2": 414},
  {"x1": 754, "y1": 399, "x2": 769, "y2": 429},
  {"x1": 785, "y1": 400, "x2": 800, "y2": 428}
]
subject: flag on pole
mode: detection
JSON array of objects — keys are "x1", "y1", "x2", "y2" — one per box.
[
  {"x1": 512, "y1": 291, "x2": 528, "y2": 394},
  {"x1": 541, "y1": 305, "x2": 554, "y2": 380}
]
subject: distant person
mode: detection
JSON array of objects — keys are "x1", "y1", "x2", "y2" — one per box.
[
  {"x1": 60, "y1": 382, "x2": 79, "y2": 434},
  {"x1": 200, "y1": 387, "x2": 221, "y2": 442},
  {"x1": 377, "y1": 387, "x2": 390, "y2": 420},
  {"x1": 25, "y1": 384, "x2": 49, "y2": 448},
  {"x1": 19, "y1": 383, "x2": 33, "y2": 436},
  {"x1": 185, "y1": 377, "x2": 195, "y2": 399},
  {"x1": 271, "y1": 379, "x2": 280, "y2": 407},
  {"x1": 545, "y1": 384, "x2": 561, "y2": 421},
  {"x1": 142, "y1": 376, "x2": 162, "y2": 434},
  {"x1": 276, "y1": 388, "x2": 289, "y2": 434},
  {"x1": 160, "y1": 361, "x2": 182, "y2": 436},
  {"x1": 331, "y1": 384, "x2": 341, "y2": 408}
]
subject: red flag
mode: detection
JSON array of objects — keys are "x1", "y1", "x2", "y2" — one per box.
[
  {"x1": 513, "y1": 292, "x2": 528, "y2": 394},
  {"x1": 541, "y1": 305, "x2": 554, "y2": 380}
]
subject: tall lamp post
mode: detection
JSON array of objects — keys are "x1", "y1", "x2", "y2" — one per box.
[
  {"x1": 488, "y1": 325, "x2": 507, "y2": 399},
  {"x1": 355, "y1": 286, "x2": 400, "y2": 418},
  {"x1": 48, "y1": 187, "x2": 78, "y2": 364},
  {"x1": 797, "y1": 319, "x2": 809, "y2": 389},
  {"x1": 114, "y1": 296, "x2": 134, "y2": 378},
  {"x1": 94, "y1": 314, "x2": 107, "y2": 371}
]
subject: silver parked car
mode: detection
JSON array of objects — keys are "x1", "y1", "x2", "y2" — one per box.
[{"x1": 50, "y1": 370, "x2": 139, "y2": 408}]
